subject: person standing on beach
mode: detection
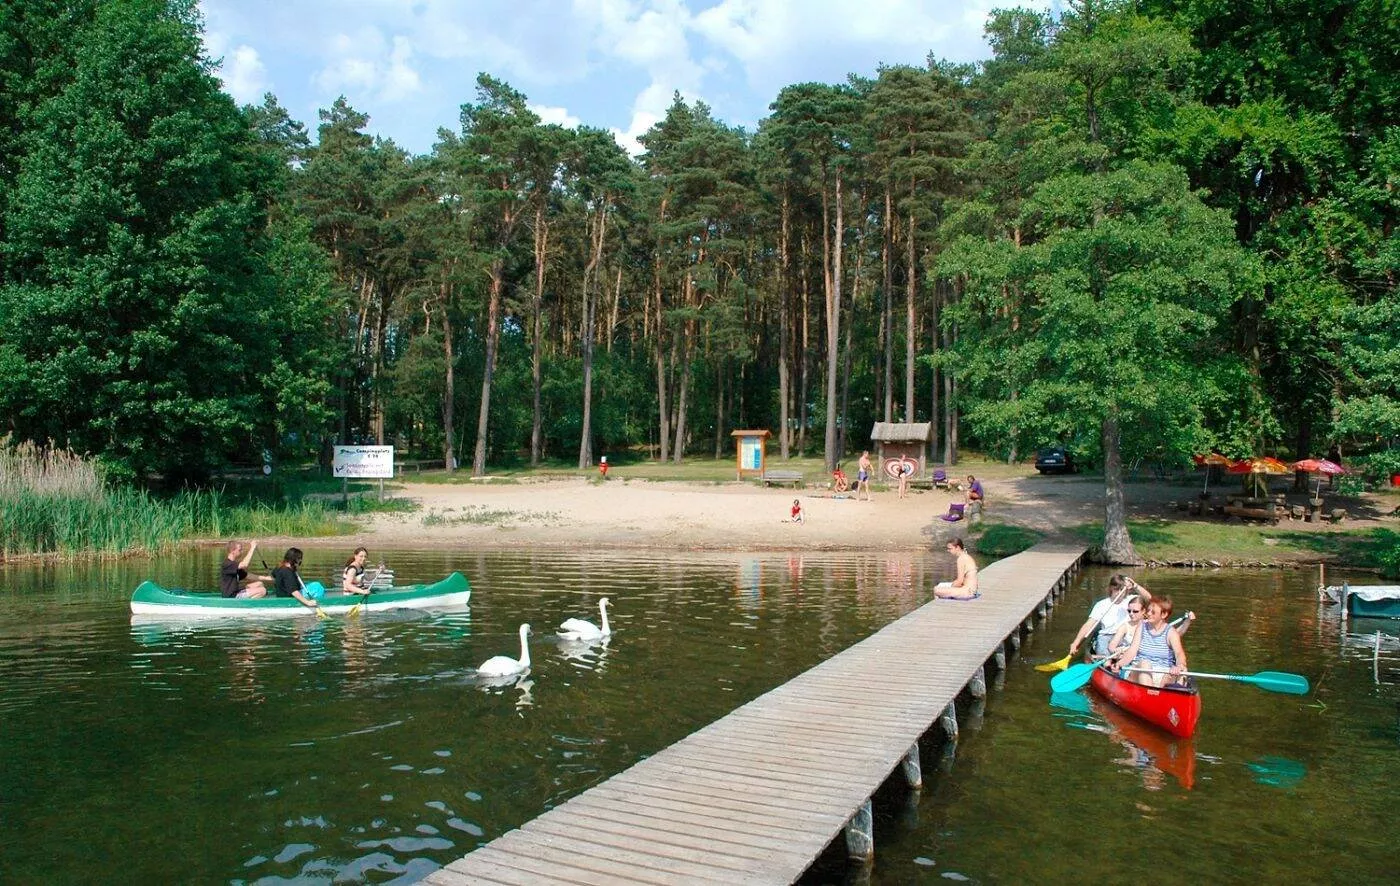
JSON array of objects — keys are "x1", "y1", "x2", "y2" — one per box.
[
  {"x1": 934, "y1": 538, "x2": 979, "y2": 599},
  {"x1": 856, "y1": 451, "x2": 874, "y2": 501}
]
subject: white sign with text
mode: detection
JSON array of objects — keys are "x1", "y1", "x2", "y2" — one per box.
[{"x1": 333, "y1": 446, "x2": 395, "y2": 479}]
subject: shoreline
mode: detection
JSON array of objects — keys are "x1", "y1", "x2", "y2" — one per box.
[{"x1": 3, "y1": 473, "x2": 1393, "y2": 570}]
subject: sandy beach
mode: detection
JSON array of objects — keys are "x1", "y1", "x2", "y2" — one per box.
[{"x1": 340, "y1": 468, "x2": 1396, "y2": 561}]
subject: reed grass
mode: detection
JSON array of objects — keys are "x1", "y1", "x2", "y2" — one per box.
[{"x1": 0, "y1": 440, "x2": 349, "y2": 559}]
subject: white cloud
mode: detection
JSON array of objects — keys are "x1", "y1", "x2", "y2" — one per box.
[
  {"x1": 206, "y1": 31, "x2": 269, "y2": 104},
  {"x1": 314, "y1": 29, "x2": 424, "y2": 102},
  {"x1": 530, "y1": 103, "x2": 582, "y2": 128}
]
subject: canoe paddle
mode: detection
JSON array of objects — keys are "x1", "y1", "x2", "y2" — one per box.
[
  {"x1": 346, "y1": 564, "x2": 386, "y2": 618},
  {"x1": 1125, "y1": 668, "x2": 1310, "y2": 695},
  {"x1": 1049, "y1": 659, "x2": 1111, "y2": 693},
  {"x1": 1038, "y1": 613, "x2": 1190, "y2": 673}
]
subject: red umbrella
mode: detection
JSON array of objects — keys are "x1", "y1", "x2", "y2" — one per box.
[
  {"x1": 1227, "y1": 457, "x2": 1291, "y2": 497},
  {"x1": 1291, "y1": 458, "x2": 1345, "y2": 496},
  {"x1": 1193, "y1": 452, "x2": 1232, "y2": 493}
]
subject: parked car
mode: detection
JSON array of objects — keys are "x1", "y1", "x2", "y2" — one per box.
[{"x1": 1034, "y1": 446, "x2": 1076, "y2": 474}]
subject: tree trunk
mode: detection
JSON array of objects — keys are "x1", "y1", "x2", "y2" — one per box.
[
  {"x1": 905, "y1": 209, "x2": 917, "y2": 422},
  {"x1": 838, "y1": 212, "x2": 863, "y2": 458},
  {"x1": 578, "y1": 205, "x2": 607, "y2": 469},
  {"x1": 799, "y1": 232, "x2": 811, "y2": 455},
  {"x1": 472, "y1": 263, "x2": 504, "y2": 476},
  {"x1": 823, "y1": 171, "x2": 843, "y2": 471},
  {"x1": 672, "y1": 325, "x2": 692, "y2": 463},
  {"x1": 882, "y1": 190, "x2": 894, "y2": 423},
  {"x1": 1100, "y1": 411, "x2": 1142, "y2": 564},
  {"x1": 942, "y1": 305, "x2": 955, "y2": 465},
  {"x1": 779, "y1": 191, "x2": 792, "y2": 459},
  {"x1": 441, "y1": 279, "x2": 456, "y2": 472},
  {"x1": 531, "y1": 211, "x2": 548, "y2": 466}
]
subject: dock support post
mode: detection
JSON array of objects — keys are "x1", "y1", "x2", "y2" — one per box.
[
  {"x1": 940, "y1": 701, "x2": 959, "y2": 741},
  {"x1": 1024, "y1": 616, "x2": 1035, "y2": 633},
  {"x1": 845, "y1": 799, "x2": 874, "y2": 861},
  {"x1": 1036, "y1": 601, "x2": 1047, "y2": 620},
  {"x1": 1008, "y1": 631, "x2": 1021, "y2": 652},
  {"x1": 902, "y1": 743, "x2": 922, "y2": 789},
  {"x1": 993, "y1": 647, "x2": 1006, "y2": 671},
  {"x1": 968, "y1": 665, "x2": 986, "y2": 699}
]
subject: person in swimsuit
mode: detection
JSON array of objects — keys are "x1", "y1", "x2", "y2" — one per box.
[
  {"x1": 790, "y1": 499, "x2": 803, "y2": 524},
  {"x1": 934, "y1": 538, "x2": 979, "y2": 599},
  {"x1": 342, "y1": 546, "x2": 372, "y2": 595},
  {"x1": 856, "y1": 451, "x2": 873, "y2": 501},
  {"x1": 1113, "y1": 596, "x2": 1188, "y2": 687}
]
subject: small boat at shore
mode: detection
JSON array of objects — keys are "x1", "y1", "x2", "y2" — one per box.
[
  {"x1": 130, "y1": 572, "x2": 471, "y2": 617},
  {"x1": 1090, "y1": 667, "x2": 1201, "y2": 739},
  {"x1": 1321, "y1": 583, "x2": 1400, "y2": 619}
]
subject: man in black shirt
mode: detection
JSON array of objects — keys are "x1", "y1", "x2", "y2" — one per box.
[{"x1": 220, "y1": 540, "x2": 270, "y2": 599}]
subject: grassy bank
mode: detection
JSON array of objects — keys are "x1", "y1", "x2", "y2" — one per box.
[{"x1": 0, "y1": 441, "x2": 358, "y2": 560}]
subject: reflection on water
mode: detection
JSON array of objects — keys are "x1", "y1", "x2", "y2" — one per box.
[{"x1": 0, "y1": 554, "x2": 1395, "y2": 883}]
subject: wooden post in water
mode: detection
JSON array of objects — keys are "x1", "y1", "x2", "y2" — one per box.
[
  {"x1": 940, "y1": 701, "x2": 959, "y2": 741},
  {"x1": 845, "y1": 799, "x2": 874, "y2": 861},
  {"x1": 991, "y1": 647, "x2": 1006, "y2": 671},
  {"x1": 901, "y1": 743, "x2": 922, "y2": 789},
  {"x1": 1008, "y1": 630, "x2": 1021, "y2": 652},
  {"x1": 1023, "y1": 615, "x2": 1035, "y2": 633},
  {"x1": 968, "y1": 664, "x2": 986, "y2": 699}
]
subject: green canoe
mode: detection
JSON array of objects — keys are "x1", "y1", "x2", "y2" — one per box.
[{"x1": 129, "y1": 571, "x2": 470, "y2": 617}]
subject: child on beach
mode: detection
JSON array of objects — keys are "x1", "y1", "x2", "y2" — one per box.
[{"x1": 790, "y1": 499, "x2": 804, "y2": 524}]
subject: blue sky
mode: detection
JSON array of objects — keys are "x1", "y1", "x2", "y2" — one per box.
[{"x1": 200, "y1": 0, "x2": 1005, "y2": 155}]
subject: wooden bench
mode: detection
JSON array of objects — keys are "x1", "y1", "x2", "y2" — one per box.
[
  {"x1": 1223, "y1": 504, "x2": 1281, "y2": 524},
  {"x1": 761, "y1": 469, "x2": 804, "y2": 487}
]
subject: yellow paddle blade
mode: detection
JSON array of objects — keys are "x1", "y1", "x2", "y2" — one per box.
[
  {"x1": 315, "y1": 607, "x2": 330, "y2": 621},
  {"x1": 347, "y1": 603, "x2": 363, "y2": 618},
  {"x1": 1035, "y1": 653, "x2": 1073, "y2": 673}
]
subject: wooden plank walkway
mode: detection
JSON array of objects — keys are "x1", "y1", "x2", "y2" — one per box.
[{"x1": 426, "y1": 543, "x2": 1087, "y2": 886}]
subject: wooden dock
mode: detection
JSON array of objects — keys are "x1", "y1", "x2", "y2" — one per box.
[{"x1": 426, "y1": 543, "x2": 1087, "y2": 885}]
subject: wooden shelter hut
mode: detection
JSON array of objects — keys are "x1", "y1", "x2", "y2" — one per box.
[{"x1": 870, "y1": 422, "x2": 934, "y2": 481}]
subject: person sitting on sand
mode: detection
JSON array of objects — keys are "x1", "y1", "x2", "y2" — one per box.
[
  {"x1": 220, "y1": 540, "x2": 271, "y2": 599},
  {"x1": 934, "y1": 538, "x2": 979, "y2": 599},
  {"x1": 1112, "y1": 596, "x2": 1188, "y2": 687},
  {"x1": 964, "y1": 475, "x2": 984, "y2": 504},
  {"x1": 790, "y1": 499, "x2": 804, "y2": 524}
]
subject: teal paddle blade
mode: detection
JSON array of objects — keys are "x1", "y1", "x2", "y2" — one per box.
[
  {"x1": 1050, "y1": 661, "x2": 1102, "y2": 694},
  {"x1": 1242, "y1": 670, "x2": 1310, "y2": 695}
]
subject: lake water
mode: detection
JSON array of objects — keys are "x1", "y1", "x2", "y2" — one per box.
[{"x1": 1, "y1": 549, "x2": 1395, "y2": 884}]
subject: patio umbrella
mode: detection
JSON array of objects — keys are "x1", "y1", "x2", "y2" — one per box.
[
  {"x1": 1227, "y1": 457, "x2": 1292, "y2": 497},
  {"x1": 1193, "y1": 452, "x2": 1232, "y2": 494},
  {"x1": 1291, "y1": 458, "x2": 1345, "y2": 497}
]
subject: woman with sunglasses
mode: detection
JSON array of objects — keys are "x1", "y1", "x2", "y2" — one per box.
[{"x1": 1113, "y1": 595, "x2": 1188, "y2": 687}]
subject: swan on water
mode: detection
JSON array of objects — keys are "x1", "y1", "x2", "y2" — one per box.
[
  {"x1": 558, "y1": 597, "x2": 611, "y2": 641},
  {"x1": 477, "y1": 623, "x2": 531, "y2": 677}
]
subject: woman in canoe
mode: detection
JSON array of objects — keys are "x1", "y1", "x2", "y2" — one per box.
[
  {"x1": 272, "y1": 547, "x2": 321, "y2": 612},
  {"x1": 1112, "y1": 595, "x2": 1188, "y2": 687},
  {"x1": 342, "y1": 547, "x2": 372, "y2": 596}
]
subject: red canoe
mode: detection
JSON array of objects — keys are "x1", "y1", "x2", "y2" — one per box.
[{"x1": 1090, "y1": 667, "x2": 1201, "y2": 738}]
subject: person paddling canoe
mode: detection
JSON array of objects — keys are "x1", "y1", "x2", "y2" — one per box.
[
  {"x1": 342, "y1": 547, "x2": 372, "y2": 596},
  {"x1": 1112, "y1": 595, "x2": 1188, "y2": 687},
  {"x1": 220, "y1": 540, "x2": 271, "y2": 599},
  {"x1": 271, "y1": 547, "x2": 320, "y2": 612},
  {"x1": 1068, "y1": 574, "x2": 1144, "y2": 659}
]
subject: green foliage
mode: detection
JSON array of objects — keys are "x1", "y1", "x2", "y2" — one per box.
[{"x1": 972, "y1": 523, "x2": 1044, "y2": 558}]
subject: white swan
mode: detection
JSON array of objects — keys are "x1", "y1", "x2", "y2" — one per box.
[
  {"x1": 477, "y1": 623, "x2": 531, "y2": 677},
  {"x1": 558, "y1": 598, "x2": 611, "y2": 641}
]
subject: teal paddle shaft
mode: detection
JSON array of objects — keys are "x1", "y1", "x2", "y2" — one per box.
[{"x1": 1124, "y1": 667, "x2": 1309, "y2": 695}]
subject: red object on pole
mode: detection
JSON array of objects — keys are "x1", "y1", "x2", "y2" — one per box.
[{"x1": 599, "y1": 456, "x2": 608, "y2": 479}]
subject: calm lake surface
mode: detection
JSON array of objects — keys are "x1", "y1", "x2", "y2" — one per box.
[{"x1": 1, "y1": 549, "x2": 1395, "y2": 884}]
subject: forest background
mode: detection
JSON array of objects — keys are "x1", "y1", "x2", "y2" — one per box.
[{"x1": 0, "y1": 0, "x2": 1395, "y2": 564}]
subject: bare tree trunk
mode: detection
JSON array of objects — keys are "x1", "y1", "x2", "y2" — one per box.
[
  {"x1": 440, "y1": 278, "x2": 456, "y2": 471},
  {"x1": 578, "y1": 205, "x2": 607, "y2": 469},
  {"x1": 672, "y1": 276, "x2": 694, "y2": 463},
  {"x1": 929, "y1": 277, "x2": 940, "y2": 457},
  {"x1": 472, "y1": 264, "x2": 504, "y2": 476},
  {"x1": 799, "y1": 232, "x2": 811, "y2": 455},
  {"x1": 942, "y1": 303, "x2": 955, "y2": 466},
  {"x1": 823, "y1": 171, "x2": 843, "y2": 472},
  {"x1": 653, "y1": 204, "x2": 670, "y2": 463},
  {"x1": 838, "y1": 212, "x2": 863, "y2": 458},
  {"x1": 608, "y1": 265, "x2": 622, "y2": 354},
  {"x1": 531, "y1": 212, "x2": 548, "y2": 466},
  {"x1": 1100, "y1": 411, "x2": 1142, "y2": 564},
  {"x1": 779, "y1": 191, "x2": 791, "y2": 458},
  {"x1": 905, "y1": 209, "x2": 916, "y2": 422},
  {"x1": 882, "y1": 189, "x2": 894, "y2": 423},
  {"x1": 713, "y1": 360, "x2": 725, "y2": 458}
]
